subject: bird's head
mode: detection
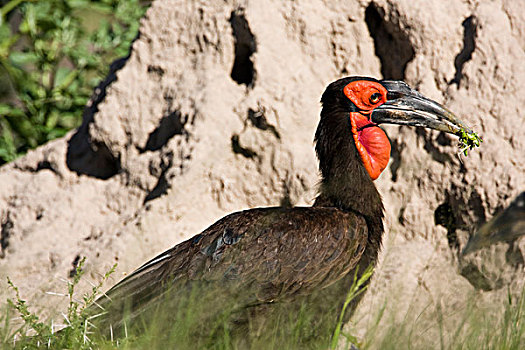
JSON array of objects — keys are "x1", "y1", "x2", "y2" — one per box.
[{"x1": 316, "y1": 76, "x2": 476, "y2": 181}]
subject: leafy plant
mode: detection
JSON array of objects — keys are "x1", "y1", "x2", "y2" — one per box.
[
  {"x1": 0, "y1": 0, "x2": 150, "y2": 164},
  {"x1": 5, "y1": 257, "x2": 116, "y2": 349}
]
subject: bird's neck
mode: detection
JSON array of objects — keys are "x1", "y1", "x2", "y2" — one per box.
[
  {"x1": 313, "y1": 110, "x2": 384, "y2": 219},
  {"x1": 313, "y1": 149, "x2": 384, "y2": 220},
  {"x1": 313, "y1": 109, "x2": 385, "y2": 258}
]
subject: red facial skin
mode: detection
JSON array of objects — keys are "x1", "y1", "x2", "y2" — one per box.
[{"x1": 343, "y1": 81, "x2": 391, "y2": 180}]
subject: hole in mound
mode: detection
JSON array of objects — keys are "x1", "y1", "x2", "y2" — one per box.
[
  {"x1": 389, "y1": 139, "x2": 404, "y2": 182},
  {"x1": 434, "y1": 201, "x2": 460, "y2": 251},
  {"x1": 247, "y1": 108, "x2": 280, "y2": 139},
  {"x1": 69, "y1": 254, "x2": 81, "y2": 278},
  {"x1": 449, "y1": 15, "x2": 477, "y2": 87},
  {"x1": 139, "y1": 111, "x2": 186, "y2": 153},
  {"x1": 459, "y1": 262, "x2": 499, "y2": 291},
  {"x1": 231, "y1": 134, "x2": 257, "y2": 158},
  {"x1": 143, "y1": 172, "x2": 170, "y2": 203},
  {"x1": 144, "y1": 151, "x2": 175, "y2": 204},
  {"x1": 66, "y1": 56, "x2": 129, "y2": 179},
  {"x1": 0, "y1": 213, "x2": 14, "y2": 258},
  {"x1": 364, "y1": 2, "x2": 415, "y2": 80},
  {"x1": 229, "y1": 9, "x2": 257, "y2": 87}
]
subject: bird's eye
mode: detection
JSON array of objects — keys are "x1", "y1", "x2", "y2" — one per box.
[{"x1": 369, "y1": 92, "x2": 382, "y2": 104}]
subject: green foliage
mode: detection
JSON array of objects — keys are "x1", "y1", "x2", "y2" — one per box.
[
  {"x1": 1, "y1": 260, "x2": 367, "y2": 349},
  {"x1": 1, "y1": 259, "x2": 524, "y2": 349},
  {"x1": 331, "y1": 265, "x2": 374, "y2": 350},
  {"x1": 360, "y1": 286, "x2": 525, "y2": 350},
  {"x1": 458, "y1": 128, "x2": 482, "y2": 156},
  {"x1": 4, "y1": 257, "x2": 116, "y2": 349},
  {"x1": 0, "y1": 0, "x2": 149, "y2": 164}
]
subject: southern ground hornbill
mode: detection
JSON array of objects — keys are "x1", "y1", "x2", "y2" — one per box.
[{"x1": 88, "y1": 77, "x2": 476, "y2": 347}]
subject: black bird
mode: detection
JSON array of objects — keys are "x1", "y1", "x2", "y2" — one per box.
[{"x1": 89, "y1": 77, "x2": 475, "y2": 347}]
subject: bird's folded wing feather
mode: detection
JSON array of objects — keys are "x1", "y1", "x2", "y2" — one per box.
[{"x1": 91, "y1": 206, "x2": 367, "y2": 323}]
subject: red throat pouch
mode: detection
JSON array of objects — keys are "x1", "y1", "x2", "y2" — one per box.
[{"x1": 350, "y1": 112, "x2": 391, "y2": 180}]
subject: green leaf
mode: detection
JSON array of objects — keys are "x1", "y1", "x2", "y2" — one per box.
[
  {"x1": 457, "y1": 128, "x2": 483, "y2": 157},
  {"x1": 85, "y1": 2, "x2": 114, "y2": 15},
  {"x1": 0, "y1": 119, "x2": 18, "y2": 162},
  {"x1": 22, "y1": 4, "x2": 37, "y2": 36},
  {"x1": 1, "y1": 0, "x2": 32, "y2": 19},
  {"x1": 0, "y1": 32, "x2": 19, "y2": 58},
  {"x1": 0, "y1": 104, "x2": 25, "y2": 117},
  {"x1": 331, "y1": 265, "x2": 374, "y2": 349},
  {"x1": 0, "y1": 23, "x2": 11, "y2": 41},
  {"x1": 8, "y1": 51, "x2": 38, "y2": 65}
]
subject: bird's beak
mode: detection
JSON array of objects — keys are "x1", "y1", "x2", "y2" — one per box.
[{"x1": 371, "y1": 80, "x2": 471, "y2": 135}]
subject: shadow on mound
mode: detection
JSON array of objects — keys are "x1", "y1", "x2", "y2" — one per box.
[
  {"x1": 65, "y1": 55, "x2": 129, "y2": 179},
  {"x1": 364, "y1": 2, "x2": 415, "y2": 81}
]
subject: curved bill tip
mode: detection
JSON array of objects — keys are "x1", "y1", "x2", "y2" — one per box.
[{"x1": 371, "y1": 80, "x2": 473, "y2": 136}]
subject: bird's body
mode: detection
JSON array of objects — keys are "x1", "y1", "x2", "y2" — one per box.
[
  {"x1": 90, "y1": 77, "x2": 475, "y2": 347},
  {"x1": 109, "y1": 207, "x2": 367, "y2": 307},
  {"x1": 96, "y1": 207, "x2": 371, "y2": 342}
]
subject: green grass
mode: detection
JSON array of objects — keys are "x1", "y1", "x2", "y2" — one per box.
[
  {"x1": 0, "y1": 260, "x2": 370, "y2": 349},
  {"x1": 2, "y1": 257, "x2": 116, "y2": 349},
  {"x1": 1, "y1": 259, "x2": 523, "y2": 349},
  {"x1": 354, "y1": 286, "x2": 525, "y2": 350}
]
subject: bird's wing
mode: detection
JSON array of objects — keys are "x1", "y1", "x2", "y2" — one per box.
[{"x1": 91, "y1": 206, "x2": 367, "y2": 326}]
